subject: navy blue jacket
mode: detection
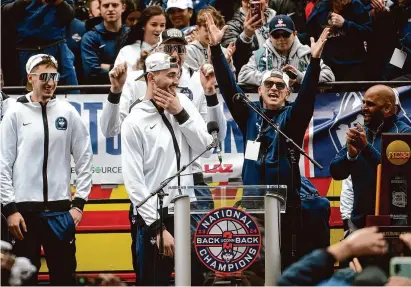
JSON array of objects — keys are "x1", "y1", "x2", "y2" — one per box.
[
  {"x1": 330, "y1": 116, "x2": 411, "y2": 228},
  {"x1": 306, "y1": 0, "x2": 372, "y2": 69},
  {"x1": 81, "y1": 22, "x2": 130, "y2": 84},
  {"x1": 210, "y1": 44, "x2": 321, "y2": 196},
  {"x1": 0, "y1": 0, "x2": 75, "y2": 44}
]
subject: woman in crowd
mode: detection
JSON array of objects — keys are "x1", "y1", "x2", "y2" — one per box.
[{"x1": 115, "y1": 5, "x2": 167, "y2": 70}]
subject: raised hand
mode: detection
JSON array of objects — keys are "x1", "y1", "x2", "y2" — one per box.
[
  {"x1": 204, "y1": 13, "x2": 228, "y2": 46},
  {"x1": 310, "y1": 27, "x2": 330, "y2": 59},
  {"x1": 225, "y1": 42, "x2": 236, "y2": 63},
  {"x1": 243, "y1": 11, "x2": 262, "y2": 39},
  {"x1": 200, "y1": 63, "x2": 216, "y2": 95},
  {"x1": 109, "y1": 63, "x2": 128, "y2": 93}
]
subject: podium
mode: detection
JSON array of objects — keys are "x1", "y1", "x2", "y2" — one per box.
[{"x1": 169, "y1": 185, "x2": 287, "y2": 286}]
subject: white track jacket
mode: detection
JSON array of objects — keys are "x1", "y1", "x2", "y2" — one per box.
[
  {"x1": 121, "y1": 93, "x2": 213, "y2": 226},
  {"x1": 0, "y1": 94, "x2": 93, "y2": 217}
]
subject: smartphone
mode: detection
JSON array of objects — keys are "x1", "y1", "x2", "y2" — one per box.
[
  {"x1": 250, "y1": 1, "x2": 262, "y2": 23},
  {"x1": 390, "y1": 257, "x2": 411, "y2": 279}
]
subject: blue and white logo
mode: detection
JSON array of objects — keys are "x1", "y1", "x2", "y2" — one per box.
[{"x1": 55, "y1": 117, "x2": 68, "y2": 130}]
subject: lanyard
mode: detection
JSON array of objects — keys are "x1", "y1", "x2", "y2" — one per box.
[{"x1": 255, "y1": 118, "x2": 272, "y2": 142}]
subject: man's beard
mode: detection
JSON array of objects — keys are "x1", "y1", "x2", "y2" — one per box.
[{"x1": 365, "y1": 110, "x2": 385, "y2": 130}]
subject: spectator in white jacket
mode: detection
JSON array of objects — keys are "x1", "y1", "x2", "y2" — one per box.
[
  {"x1": 185, "y1": 6, "x2": 236, "y2": 73},
  {"x1": 115, "y1": 6, "x2": 167, "y2": 71},
  {"x1": 238, "y1": 15, "x2": 335, "y2": 87}
]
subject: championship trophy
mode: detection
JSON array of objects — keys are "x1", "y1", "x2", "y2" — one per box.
[{"x1": 367, "y1": 133, "x2": 411, "y2": 256}]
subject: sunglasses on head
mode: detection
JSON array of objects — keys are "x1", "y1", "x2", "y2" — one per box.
[
  {"x1": 158, "y1": 44, "x2": 186, "y2": 55},
  {"x1": 271, "y1": 31, "x2": 292, "y2": 39},
  {"x1": 263, "y1": 80, "x2": 287, "y2": 90},
  {"x1": 30, "y1": 72, "x2": 60, "y2": 82}
]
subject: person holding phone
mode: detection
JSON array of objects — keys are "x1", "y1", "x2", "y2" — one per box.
[
  {"x1": 222, "y1": 0, "x2": 277, "y2": 76},
  {"x1": 238, "y1": 15, "x2": 335, "y2": 88}
]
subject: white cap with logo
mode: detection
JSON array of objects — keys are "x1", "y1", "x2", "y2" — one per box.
[
  {"x1": 145, "y1": 52, "x2": 179, "y2": 73},
  {"x1": 26, "y1": 54, "x2": 58, "y2": 74},
  {"x1": 166, "y1": 0, "x2": 193, "y2": 12},
  {"x1": 261, "y1": 69, "x2": 290, "y2": 88}
]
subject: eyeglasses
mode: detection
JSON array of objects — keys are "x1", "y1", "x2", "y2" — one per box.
[
  {"x1": 263, "y1": 80, "x2": 287, "y2": 90},
  {"x1": 271, "y1": 31, "x2": 292, "y2": 39},
  {"x1": 157, "y1": 44, "x2": 186, "y2": 55},
  {"x1": 30, "y1": 72, "x2": 60, "y2": 82}
]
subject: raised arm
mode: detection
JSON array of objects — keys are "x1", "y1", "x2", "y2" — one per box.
[
  {"x1": 287, "y1": 28, "x2": 330, "y2": 135},
  {"x1": 205, "y1": 12, "x2": 249, "y2": 134}
]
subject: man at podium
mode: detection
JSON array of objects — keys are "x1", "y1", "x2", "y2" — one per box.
[{"x1": 330, "y1": 85, "x2": 411, "y2": 232}]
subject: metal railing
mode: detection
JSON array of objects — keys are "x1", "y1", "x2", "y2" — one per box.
[{"x1": 2, "y1": 81, "x2": 411, "y2": 94}]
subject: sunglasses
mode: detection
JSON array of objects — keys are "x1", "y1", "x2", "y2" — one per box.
[
  {"x1": 158, "y1": 44, "x2": 186, "y2": 55},
  {"x1": 263, "y1": 80, "x2": 287, "y2": 90},
  {"x1": 30, "y1": 72, "x2": 60, "y2": 82},
  {"x1": 271, "y1": 31, "x2": 292, "y2": 39}
]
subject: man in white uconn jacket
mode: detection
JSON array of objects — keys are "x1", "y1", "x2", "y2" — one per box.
[
  {"x1": 121, "y1": 52, "x2": 213, "y2": 285},
  {"x1": 0, "y1": 54, "x2": 93, "y2": 285}
]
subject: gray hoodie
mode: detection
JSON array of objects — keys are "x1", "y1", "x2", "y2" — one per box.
[
  {"x1": 185, "y1": 40, "x2": 236, "y2": 73},
  {"x1": 238, "y1": 37, "x2": 335, "y2": 86}
]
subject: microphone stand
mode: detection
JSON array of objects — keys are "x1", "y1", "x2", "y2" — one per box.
[
  {"x1": 136, "y1": 141, "x2": 216, "y2": 256},
  {"x1": 234, "y1": 93, "x2": 323, "y2": 264}
]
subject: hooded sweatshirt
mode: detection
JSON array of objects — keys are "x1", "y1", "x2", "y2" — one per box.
[
  {"x1": 81, "y1": 22, "x2": 130, "y2": 84},
  {"x1": 238, "y1": 36, "x2": 335, "y2": 85},
  {"x1": 185, "y1": 40, "x2": 236, "y2": 73}
]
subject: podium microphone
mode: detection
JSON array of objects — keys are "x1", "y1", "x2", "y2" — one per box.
[{"x1": 207, "y1": 121, "x2": 222, "y2": 164}]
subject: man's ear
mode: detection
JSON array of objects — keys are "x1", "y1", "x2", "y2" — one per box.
[
  {"x1": 147, "y1": 73, "x2": 155, "y2": 84},
  {"x1": 27, "y1": 74, "x2": 33, "y2": 84},
  {"x1": 122, "y1": 3, "x2": 126, "y2": 13},
  {"x1": 285, "y1": 88, "x2": 291, "y2": 99},
  {"x1": 187, "y1": 8, "x2": 193, "y2": 18}
]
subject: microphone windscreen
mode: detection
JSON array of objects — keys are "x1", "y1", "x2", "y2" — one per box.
[{"x1": 207, "y1": 121, "x2": 219, "y2": 134}]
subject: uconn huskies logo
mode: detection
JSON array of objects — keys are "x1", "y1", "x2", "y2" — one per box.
[
  {"x1": 55, "y1": 117, "x2": 68, "y2": 130},
  {"x1": 194, "y1": 208, "x2": 261, "y2": 274},
  {"x1": 329, "y1": 92, "x2": 364, "y2": 152}
]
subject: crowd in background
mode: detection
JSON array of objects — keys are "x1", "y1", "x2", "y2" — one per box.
[{"x1": 0, "y1": 0, "x2": 410, "y2": 89}]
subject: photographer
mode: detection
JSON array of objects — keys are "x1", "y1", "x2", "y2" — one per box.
[
  {"x1": 1, "y1": 0, "x2": 78, "y2": 87},
  {"x1": 238, "y1": 15, "x2": 334, "y2": 88}
]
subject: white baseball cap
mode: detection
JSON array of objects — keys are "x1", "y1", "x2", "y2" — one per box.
[
  {"x1": 26, "y1": 54, "x2": 58, "y2": 74},
  {"x1": 261, "y1": 69, "x2": 290, "y2": 88},
  {"x1": 166, "y1": 0, "x2": 193, "y2": 12},
  {"x1": 145, "y1": 52, "x2": 179, "y2": 73}
]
